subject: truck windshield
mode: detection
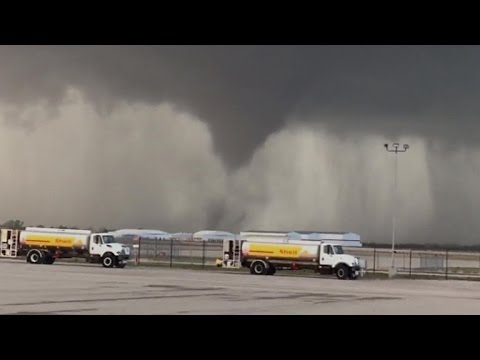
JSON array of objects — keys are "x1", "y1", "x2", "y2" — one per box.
[
  {"x1": 333, "y1": 245, "x2": 344, "y2": 254},
  {"x1": 102, "y1": 236, "x2": 115, "y2": 244}
]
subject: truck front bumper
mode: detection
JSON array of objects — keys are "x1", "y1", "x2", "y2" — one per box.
[
  {"x1": 351, "y1": 265, "x2": 363, "y2": 277},
  {"x1": 117, "y1": 255, "x2": 130, "y2": 262},
  {"x1": 352, "y1": 265, "x2": 367, "y2": 277}
]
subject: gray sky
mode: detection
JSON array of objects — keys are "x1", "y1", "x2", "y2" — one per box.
[{"x1": 1, "y1": 45, "x2": 480, "y2": 244}]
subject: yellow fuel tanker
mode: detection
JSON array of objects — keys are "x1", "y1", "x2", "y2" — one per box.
[
  {"x1": 222, "y1": 238, "x2": 363, "y2": 279},
  {"x1": 241, "y1": 242, "x2": 320, "y2": 262},
  {"x1": 20, "y1": 228, "x2": 91, "y2": 250},
  {"x1": 0, "y1": 227, "x2": 131, "y2": 268}
]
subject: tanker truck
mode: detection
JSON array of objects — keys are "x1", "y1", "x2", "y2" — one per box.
[
  {"x1": 220, "y1": 239, "x2": 364, "y2": 280},
  {"x1": 0, "y1": 227, "x2": 131, "y2": 268}
]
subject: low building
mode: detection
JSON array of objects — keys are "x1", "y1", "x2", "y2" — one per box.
[
  {"x1": 108, "y1": 229, "x2": 172, "y2": 240},
  {"x1": 193, "y1": 230, "x2": 236, "y2": 243},
  {"x1": 170, "y1": 232, "x2": 194, "y2": 241}
]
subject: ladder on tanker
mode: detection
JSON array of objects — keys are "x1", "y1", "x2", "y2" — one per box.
[
  {"x1": 221, "y1": 239, "x2": 242, "y2": 268},
  {"x1": 0, "y1": 229, "x2": 19, "y2": 258}
]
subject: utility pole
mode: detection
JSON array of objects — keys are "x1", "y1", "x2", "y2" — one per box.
[{"x1": 384, "y1": 143, "x2": 409, "y2": 278}]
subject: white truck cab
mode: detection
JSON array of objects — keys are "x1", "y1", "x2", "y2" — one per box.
[
  {"x1": 89, "y1": 233, "x2": 131, "y2": 268},
  {"x1": 319, "y1": 243, "x2": 362, "y2": 279}
]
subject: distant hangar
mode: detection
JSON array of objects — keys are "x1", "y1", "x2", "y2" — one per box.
[
  {"x1": 108, "y1": 228, "x2": 362, "y2": 247},
  {"x1": 108, "y1": 229, "x2": 172, "y2": 240}
]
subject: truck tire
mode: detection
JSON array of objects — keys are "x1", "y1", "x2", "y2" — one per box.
[
  {"x1": 44, "y1": 253, "x2": 55, "y2": 265},
  {"x1": 267, "y1": 265, "x2": 276, "y2": 275},
  {"x1": 250, "y1": 260, "x2": 267, "y2": 275},
  {"x1": 336, "y1": 264, "x2": 348, "y2": 280},
  {"x1": 115, "y1": 259, "x2": 126, "y2": 268},
  {"x1": 27, "y1": 250, "x2": 44, "y2": 264},
  {"x1": 348, "y1": 271, "x2": 358, "y2": 280},
  {"x1": 102, "y1": 254, "x2": 115, "y2": 268}
]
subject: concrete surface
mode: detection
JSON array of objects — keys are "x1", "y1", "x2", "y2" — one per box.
[{"x1": 1, "y1": 260, "x2": 480, "y2": 314}]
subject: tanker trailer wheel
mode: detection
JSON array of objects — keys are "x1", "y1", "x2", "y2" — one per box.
[
  {"x1": 336, "y1": 264, "x2": 348, "y2": 280},
  {"x1": 102, "y1": 254, "x2": 115, "y2": 268},
  {"x1": 250, "y1": 260, "x2": 267, "y2": 275},
  {"x1": 27, "y1": 250, "x2": 44, "y2": 264}
]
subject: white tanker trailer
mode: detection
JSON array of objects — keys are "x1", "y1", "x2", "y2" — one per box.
[{"x1": 0, "y1": 227, "x2": 130, "y2": 268}]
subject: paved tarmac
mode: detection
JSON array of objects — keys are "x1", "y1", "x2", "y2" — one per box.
[{"x1": 1, "y1": 260, "x2": 480, "y2": 314}]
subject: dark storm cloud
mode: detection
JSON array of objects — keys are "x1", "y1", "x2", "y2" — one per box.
[
  {"x1": 1, "y1": 45, "x2": 315, "y2": 165},
  {"x1": 4, "y1": 45, "x2": 480, "y2": 165},
  {"x1": 2, "y1": 45, "x2": 480, "y2": 243}
]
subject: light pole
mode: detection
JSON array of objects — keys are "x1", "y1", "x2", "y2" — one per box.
[{"x1": 384, "y1": 142, "x2": 409, "y2": 277}]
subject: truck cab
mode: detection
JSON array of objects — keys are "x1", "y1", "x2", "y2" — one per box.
[
  {"x1": 319, "y1": 243, "x2": 362, "y2": 279},
  {"x1": 88, "y1": 233, "x2": 131, "y2": 268}
]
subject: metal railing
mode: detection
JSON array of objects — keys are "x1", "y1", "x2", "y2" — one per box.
[
  {"x1": 346, "y1": 247, "x2": 480, "y2": 279},
  {"x1": 119, "y1": 238, "x2": 223, "y2": 268}
]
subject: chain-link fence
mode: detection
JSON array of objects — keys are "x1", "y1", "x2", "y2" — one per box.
[
  {"x1": 346, "y1": 247, "x2": 480, "y2": 279},
  {"x1": 119, "y1": 238, "x2": 223, "y2": 267},
  {"x1": 116, "y1": 238, "x2": 480, "y2": 279}
]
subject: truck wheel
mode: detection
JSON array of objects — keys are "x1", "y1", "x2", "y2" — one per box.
[
  {"x1": 250, "y1": 261, "x2": 267, "y2": 275},
  {"x1": 336, "y1": 264, "x2": 348, "y2": 280},
  {"x1": 348, "y1": 271, "x2": 358, "y2": 280},
  {"x1": 44, "y1": 254, "x2": 55, "y2": 265},
  {"x1": 115, "y1": 259, "x2": 126, "y2": 268},
  {"x1": 27, "y1": 250, "x2": 43, "y2": 264},
  {"x1": 102, "y1": 254, "x2": 115, "y2": 268}
]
